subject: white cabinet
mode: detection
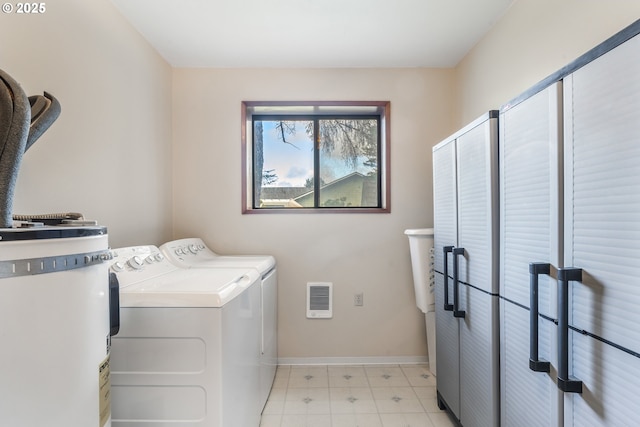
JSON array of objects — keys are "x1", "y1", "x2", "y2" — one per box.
[
  {"x1": 499, "y1": 82, "x2": 563, "y2": 427},
  {"x1": 562, "y1": 31, "x2": 640, "y2": 426},
  {"x1": 499, "y1": 23, "x2": 640, "y2": 427},
  {"x1": 433, "y1": 111, "x2": 500, "y2": 427}
]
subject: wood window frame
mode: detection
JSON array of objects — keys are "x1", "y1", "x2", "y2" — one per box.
[{"x1": 241, "y1": 101, "x2": 391, "y2": 214}]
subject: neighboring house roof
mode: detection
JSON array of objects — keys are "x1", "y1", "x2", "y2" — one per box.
[
  {"x1": 260, "y1": 172, "x2": 377, "y2": 208},
  {"x1": 260, "y1": 187, "x2": 309, "y2": 200}
]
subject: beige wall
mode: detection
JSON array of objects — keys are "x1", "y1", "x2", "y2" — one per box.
[
  {"x1": 170, "y1": 6, "x2": 640, "y2": 361},
  {"x1": 3, "y1": 0, "x2": 638, "y2": 362},
  {"x1": 455, "y1": 0, "x2": 640, "y2": 125},
  {"x1": 172, "y1": 68, "x2": 454, "y2": 359},
  {"x1": 0, "y1": 0, "x2": 173, "y2": 247}
]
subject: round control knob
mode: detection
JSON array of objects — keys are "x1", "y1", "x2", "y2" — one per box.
[
  {"x1": 145, "y1": 255, "x2": 156, "y2": 264},
  {"x1": 175, "y1": 248, "x2": 184, "y2": 255},
  {"x1": 189, "y1": 244, "x2": 198, "y2": 254},
  {"x1": 111, "y1": 261, "x2": 125, "y2": 272},
  {"x1": 154, "y1": 253, "x2": 164, "y2": 262},
  {"x1": 127, "y1": 256, "x2": 144, "y2": 270}
]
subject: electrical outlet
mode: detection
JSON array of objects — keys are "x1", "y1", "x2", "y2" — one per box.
[{"x1": 354, "y1": 293, "x2": 364, "y2": 306}]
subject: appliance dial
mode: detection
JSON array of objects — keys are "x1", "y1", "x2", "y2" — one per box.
[
  {"x1": 111, "y1": 261, "x2": 125, "y2": 272},
  {"x1": 127, "y1": 256, "x2": 144, "y2": 270}
]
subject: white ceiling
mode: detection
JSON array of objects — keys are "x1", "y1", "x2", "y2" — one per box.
[{"x1": 110, "y1": 0, "x2": 515, "y2": 68}]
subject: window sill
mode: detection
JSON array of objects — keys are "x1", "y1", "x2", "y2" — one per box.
[{"x1": 242, "y1": 207, "x2": 390, "y2": 214}]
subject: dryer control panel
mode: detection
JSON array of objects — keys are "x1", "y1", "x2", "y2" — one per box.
[{"x1": 160, "y1": 238, "x2": 215, "y2": 266}]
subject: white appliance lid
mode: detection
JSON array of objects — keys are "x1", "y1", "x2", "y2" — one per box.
[
  {"x1": 119, "y1": 267, "x2": 259, "y2": 308},
  {"x1": 160, "y1": 238, "x2": 276, "y2": 275},
  {"x1": 189, "y1": 255, "x2": 275, "y2": 275}
]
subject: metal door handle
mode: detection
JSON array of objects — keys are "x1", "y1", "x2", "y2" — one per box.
[
  {"x1": 443, "y1": 246, "x2": 454, "y2": 311},
  {"x1": 529, "y1": 263, "x2": 550, "y2": 372},
  {"x1": 557, "y1": 267, "x2": 583, "y2": 393},
  {"x1": 453, "y1": 247, "x2": 465, "y2": 318}
]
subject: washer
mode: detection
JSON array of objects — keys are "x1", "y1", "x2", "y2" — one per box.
[
  {"x1": 109, "y1": 245, "x2": 262, "y2": 427},
  {"x1": 159, "y1": 238, "x2": 277, "y2": 410}
]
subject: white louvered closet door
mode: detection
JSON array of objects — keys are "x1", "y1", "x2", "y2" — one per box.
[
  {"x1": 433, "y1": 138, "x2": 460, "y2": 419},
  {"x1": 499, "y1": 83, "x2": 563, "y2": 427},
  {"x1": 563, "y1": 32, "x2": 640, "y2": 426},
  {"x1": 456, "y1": 116, "x2": 500, "y2": 427},
  {"x1": 456, "y1": 117, "x2": 499, "y2": 294}
]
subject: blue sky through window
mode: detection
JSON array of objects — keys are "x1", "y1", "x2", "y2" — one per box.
[
  {"x1": 261, "y1": 120, "x2": 375, "y2": 188},
  {"x1": 262, "y1": 120, "x2": 314, "y2": 187}
]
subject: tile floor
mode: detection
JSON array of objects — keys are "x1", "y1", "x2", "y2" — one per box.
[{"x1": 260, "y1": 364, "x2": 457, "y2": 427}]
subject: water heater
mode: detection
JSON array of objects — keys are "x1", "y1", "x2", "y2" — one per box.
[{"x1": 0, "y1": 225, "x2": 116, "y2": 426}]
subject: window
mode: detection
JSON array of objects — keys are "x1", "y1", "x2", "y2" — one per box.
[{"x1": 242, "y1": 101, "x2": 390, "y2": 213}]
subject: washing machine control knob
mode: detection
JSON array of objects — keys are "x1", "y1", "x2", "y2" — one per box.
[
  {"x1": 189, "y1": 244, "x2": 198, "y2": 254},
  {"x1": 127, "y1": 256, "x2": 144, "y2": 270},
  {"x1": 111, "y1": 261, "x2": 125, "y2": 272},
  {"x1": 154, "y1": 253, "x2": 164, "y2": 262}
]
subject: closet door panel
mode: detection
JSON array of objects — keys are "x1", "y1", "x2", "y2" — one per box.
[
  {"x1": 499, "y1": 83, "x2": 562, "y2": 317},
  {"x1": 565, "y1": 332, "x2": 640, "y2": 426},
  {"x1": 459, "y1": 286, "x2": 499, "y2": 427},
  {"x1": 456, "y1": 119, "x2": 499, "y2": 294},
  {"x1": 500, "y1": 84, "x2": 562, "y2": 427},
  {"x1": 500, "y1": 300, "x2": 560, "y2": 427},
  {"x1": 435, "y1": 271, "x2": 460, "y2": 417},
  {"x1": 563, "y1": 32, "x2": 640, "y2": 427},
  {"x1": 564, "y1": 34, "x2": 640, "y2": 355},
  {"x1": 433, "y1": 137, "x2": 460, "y2": 417},
  {"x1": 433, "y1": 139, "x2": 458, "y2": 274}
]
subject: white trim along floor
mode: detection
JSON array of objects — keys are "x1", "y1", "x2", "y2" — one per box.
[{"x1": 260, "y1": 364, "x2": 457, "y2": 427}]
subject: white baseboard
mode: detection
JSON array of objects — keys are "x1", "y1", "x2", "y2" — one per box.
[{"x1": 277, "y1": 355, "x2": 429, "y2": 366}]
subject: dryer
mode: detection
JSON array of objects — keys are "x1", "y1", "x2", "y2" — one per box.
[
  {"x1": 109, "y1": 245, "x2": 262, "y2": 427},
  {"x1": 159, "y1": 238, "x2": 277, "y2": 410}
]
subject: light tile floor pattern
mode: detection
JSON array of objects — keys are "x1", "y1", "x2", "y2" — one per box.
[{"x1": 260, "y1": 364, "x2": 457, "y2": 427}]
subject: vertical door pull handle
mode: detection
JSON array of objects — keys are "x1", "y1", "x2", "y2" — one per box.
[
  {"x1": 557, "y1": 267, "x2": 583, "y2": 393},
  {"x1": 443, "y1": 246, "x2": 454, "y2": 311},
  {"x1": 529, "y1": 263, "x2": 550, "y2": 372},
  {"x1": 453, "y1": 247, "x2": 466, "y2": 318}
]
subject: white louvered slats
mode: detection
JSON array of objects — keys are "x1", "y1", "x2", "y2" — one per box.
[
  {"x1": 433, "y1": 113, "x2": 499, "y2": 427},
  {"x1": 457, "y1": 120, "x2": 499, "y2": 293},
  {"x1": 500, "y1": 299, "x2": 560, "y2": 427},
  {"x1": 434, "y1": 271, "x2": 460, "y2": 416},
  {"x1": 499, "y1": 83, "x2": 564, "y2": 427},
  {"x1": 563, "y1": 31, "x2": 640, "y2": 426},
  {"x1": 567, "y1": 332, "x2": 640, "y2": 426},
  {"x1": 433, "y1": 138, "x2": 461, "y2": 419},
  {"x1": 459, "y1": 285, "x2": 500, "y2": 427},
  {"x1": 565, "y1": 33, "x2": 640, "y2": 356},
  {"x1": 433, "y1": 139, "x2": 457, "y2": 276},
  {"x1": 499, "y1": 84, "x2": 562, "y2": 317}
]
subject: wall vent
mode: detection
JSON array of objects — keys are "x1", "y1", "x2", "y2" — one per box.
[{"x1": 307, "y1": 282, "x2": 332, "y2": 319}]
